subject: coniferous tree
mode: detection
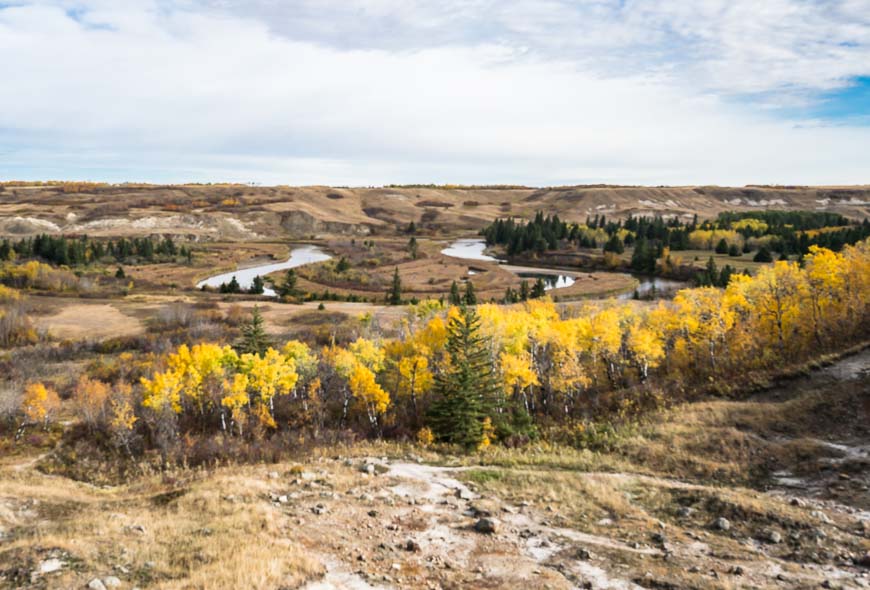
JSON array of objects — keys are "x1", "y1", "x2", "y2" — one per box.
[
  {"x1": 239, "y1": 306, "x2": 270, "y2": 355},
  {"x1": 449, "y1": 280, "x2": 462, "y2": 305},
  {"x1": 250, "y1": 275, "x2": 265, "y2": 295},
  {"x1": 387, "y1": 267, "x2": 402, "y2": 305},
  {"x1": 427, "y1": 304, "x2": 499, "y2": 450},
  {"x1": 463, "y1": 280, "x2": 477, "y2": 305}
]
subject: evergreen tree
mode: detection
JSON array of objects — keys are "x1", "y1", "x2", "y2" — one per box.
[
  {"x1": 250, "y1": 275, "x2": 265, "y2": 295},
  {"x1": 335, "y1": 257, "x2": 351, "y2": 273},
  {"x1": 426, "y1": 305, "x2": 500, "y2": 450},
  {"x1": 408, "y1": 236, "x2": 418, "y2": 259},
  {"x1": 519, "y1": 279, "x2": 530, "y2": 301},
  {"x1": 115, "y1": 266, "x2": 125, "y2": 279},
  {"x1": 449, "y1": 280, "x2": 461, "y2": 305},
  {"x1": 227, "y1": 276, "x2": 241, "y2": 293},
  {"x1": 239, "y1": 306, "x2": 270, "y2": 355},
  {"x1": 463, "y1": 280, "x2": 477, "y2": 305},
  {"x1": 531, "y1": 277, "x2": 546, "y2": 298},
  {"x1": 387, "y1": 267, "x2": 402, "y2": 305},
  {"x1": 278, "y1": 269, "x2": 298, "y2": 297},
  {"x1": 753, "y1": 246, "x2": 773, "y2": 262},
  {"x1": 715, "y1": 238, "x2": 729, "y2": 254}
]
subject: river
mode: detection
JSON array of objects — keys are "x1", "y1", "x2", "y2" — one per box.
[
  {"x1": 196, "y1": 245, "x2": 331, "y2": 297},
  {"x1": 442, "y1": 238, "x2": 687, "y2": 298}
]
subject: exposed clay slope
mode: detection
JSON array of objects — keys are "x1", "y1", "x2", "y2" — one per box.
[{"x1": 0, "y1": 183, "x2": 868, "y2": 239}]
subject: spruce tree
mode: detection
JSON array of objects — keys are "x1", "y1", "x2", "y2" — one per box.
[
  {"x1": 463, "y1": 280, "x2": 477, "y2": 305},
  {"x1": 250, "y1": 275, "x2": 265, "y2": 295},
  {"x1": 427, "y1": 304, "x2": 500, "y2": 450},
  {"x1": 387, "y1": 267, "x2": 402, "y2": 305},
  {"x1": 239, "y1": 306, "x2": 270, "y2": 355},
  {"x1": 449, "y1": 280, "x2": 461, "y2": 305}
]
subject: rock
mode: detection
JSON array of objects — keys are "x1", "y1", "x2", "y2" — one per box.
[
  {"x1": 789, "y1": 497, "x2": 805, "y2": 507},
  {"x1": 762, "y1": 529, "x2": 783, "y2": 544},
  {"x1": 87, "y1": 579, "x2": 108, "y2": 590},
  {"x1": 651, "y1": 532, "x2": 667, "y2": 544},
  {"x1": 811, "y1": 510, "x2": 833, "y2": 524},
  {"x1": 597, "y1": 518, "x2": 614, "y2": 527},
  {"x1": 455, "y1": 488, "x2": 474, "y2": 501},
  {"x1": 712, "y1": 517, "x2": 731, "y2": 531},
  {"x1": 125, "y1": 524, "x2": 146, "y2": 535},
  {"x1": 38, "y1": 558, "x2": 65, "y2": 574},
  {"x1": 857, "y1": 551, "x2": 870, "y2": 567},
  {"x1": 474, "y1": 518, "x2": 499, "y2": 534},
  {"x1": 361, "y1": 463, "x2": 376, "y2": 475},
  {"x1": 312, "y1": 504, "x2": 328, "y2": 515},
  {"x1": 468, "y1": 499, "x2": 499, "y2": 517},
  {"x1": 575, "y1": 548, "x2": 594, "y2": 560},
  {"x1": 405, "y1": 540, "x2": 421, "y2": 552},
  {"x1": 268, "y1": 471, "x2": 279, "y2": 479},
  {"x1": 729, "y1": 565, "x2": 744, "y2": 576},
  {"x1": 676, "y1": 506, "x2": 694, "y2": 517},
  {"x1": 103, "y1": 576, "x2": 122, "y2": 588},
  {"x1": 367, "y1": 510, "x2": 379, "y2": 518},
  {"x1": 687, "y1": 565, "x2": 700, "y2": 573},
  {"x1": 277, "y1": 495, "x2": 289, "y2": 504}
]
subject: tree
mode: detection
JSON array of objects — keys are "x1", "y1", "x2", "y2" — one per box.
[
  {"x1": 278, "y1": 269, "x2": 298, "y2": 297},
  {"x1": 463, "y1": 280, "x2": 477, "y2": 305},
  {"x1": 115, "y1": 266, "x2": 126, "y2": 279},
  {"x1": 408, "y1": 236, "x2": 418, "y2": 259},
  {"x1": 21, "y1": 382, "x2": 61, "y2": 430},
  {"x1": 239, "y1": 306, "x2": 270, "y2": 354},
  {"x1": 250, "y1": 275, "x2": 265, "y2": 295},
  {"x1": 427, "y1": 305, "x2": 500, "y2": 450},
  {"x1": 728, "y1": 244, "x2": 741, "y2": 257},
  {"x1": 336, "y1": 257, "x2": 350, "y2": 273},
  {"x1": 754, "y1": 246, "x2": 773, "y2": 263},
  {"x1": 603, "y1": 234, "x2": 624, "y2": 254},
  {"x1": 387, "y1": 267, "x2": 402, "y2": 305},
  {"x1": 73, "y1": 375, "x2": 110, "y2": 432},
  {"x1": 530, "y1": 277, "x2": 546, "y2": 299},
  {"x1": 449, "y1": 280, "x2": 461, "y2": 305},
  {"x1": 715, "y1": 238, "x2": 729, "y2": 254}
]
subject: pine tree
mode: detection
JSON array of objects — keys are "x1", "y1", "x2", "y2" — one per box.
[
  {"x1": 239, "y1": 306, "x2": 270, "y2": 355},
  {"x1": 387, "y1": 267, "x2": 402, "y2": 305},
  {"x1": 427, "y1": 305, "x2": 499, "y2": 450},
  {"x1": 278, "y1": 269, "x2": 298, "y2": 297},
  {"x1": 531, "y1": 277, "x2": 546, "y2": 299},
  {"x1": 449, "y1": 280, "x2": 461, "y2": 305},
  {"x1": 250, "y1": 275, "x2": 265, "y2": 295},
  {"x1": 408, "y1": 236, "x2": 418, "y2": 259},
  {"x1": 463, "y1": 280, "x2": 477, "y2": 305}
]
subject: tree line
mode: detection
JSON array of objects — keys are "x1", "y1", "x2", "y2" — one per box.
[
  {"x1": 482, "y1": 211, "x2": 870, "y2": 263},
  {"x1": 0, "y1": 234, "x2": 193, "y2": 267},
  {"x1": 19, "y1": 239, "x2": 870, "y2": 457}
]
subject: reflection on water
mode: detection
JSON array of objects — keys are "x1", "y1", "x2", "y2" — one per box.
[
  {"x1": 618, "y1": 276, "x2": 686, "y2": 300},
  {"x1": 516, "y1": 273, "x2": 576, "y2": 290},
  {"x1": 196, "y1": 245, "x2": 331, "y2": 297}
]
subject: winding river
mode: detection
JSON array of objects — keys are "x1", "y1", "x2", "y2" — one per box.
[
  {"x1": 196, "y1": 245, "x2": 331, "y2": 297},
  {"x1": 442, "y1": 238, "x2": 686, "y2": 298}
]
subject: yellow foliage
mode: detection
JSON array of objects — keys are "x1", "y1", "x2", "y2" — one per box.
[{"x1": 22, "y1": 382, "x2": 60, "y2": 424}]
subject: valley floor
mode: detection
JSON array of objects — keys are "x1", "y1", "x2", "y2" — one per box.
[{"x1": 1, "y1": 351, "x2": 869, "y2": 590}]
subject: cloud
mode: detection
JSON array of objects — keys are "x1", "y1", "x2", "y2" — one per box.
[{"x1": 0, "y1": 0, "x2": 869, "y2": 185}]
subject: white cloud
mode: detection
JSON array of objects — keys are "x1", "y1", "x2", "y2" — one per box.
[{"x1": 0, "y1": 0, "x2": 868, "y2": 185}]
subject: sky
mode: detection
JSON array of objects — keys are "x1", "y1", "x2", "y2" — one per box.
[{"x1": 1, "y1": 0, "x2": 869, "y2": 186}]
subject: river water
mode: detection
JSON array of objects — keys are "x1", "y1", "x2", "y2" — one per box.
[
  {"x1": 442, "y1": 238, "x2": 686, "y2": 297},
  {"x1": 196, "y1": 245, "x2": 331, "y2": 297}
]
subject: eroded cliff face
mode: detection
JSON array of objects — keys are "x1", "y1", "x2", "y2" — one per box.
[{"x1": 279, "y1": 210, "x2": 373, "y2": 238}]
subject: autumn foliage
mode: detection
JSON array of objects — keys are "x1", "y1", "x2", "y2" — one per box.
[{"x1": 21, "y1": 240, "x2": 870, "y2": 456}]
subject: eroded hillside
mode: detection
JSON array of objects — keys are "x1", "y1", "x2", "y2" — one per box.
[{"x1": 1, "y1": 183, "x2": 868, "y2": 240}]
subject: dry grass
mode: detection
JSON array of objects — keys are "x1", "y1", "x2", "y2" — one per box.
[{"x1": 0, "y1": 462, "x2": 323, "y2": 589}]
